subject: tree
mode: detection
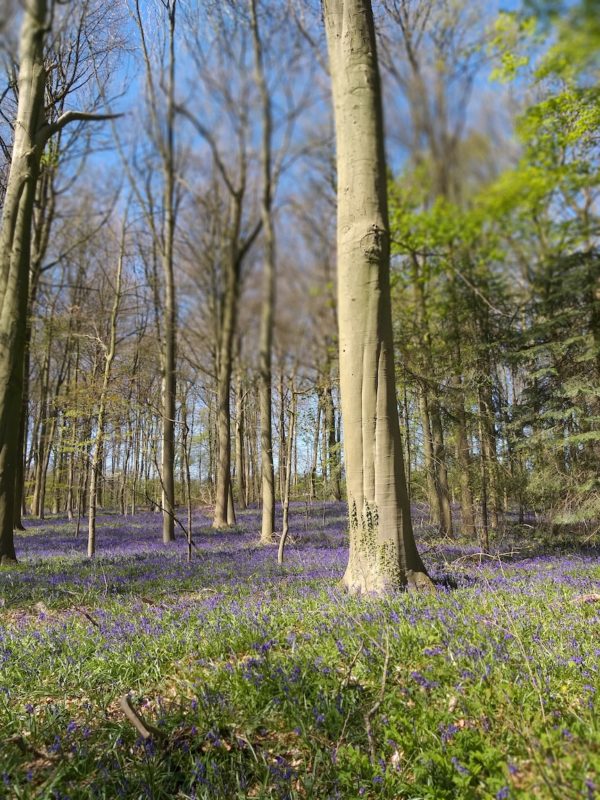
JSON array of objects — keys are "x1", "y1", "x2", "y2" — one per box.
[
  {"x1": 179, "y1": 0, "x2": 263, "y2": 529},
  {"x1": 0, "y1": 0, "x2": 115, "y2": 563},
  {"x1": 130, "y1": 0, "x2": 179, "y2": 544},
  {"x1": 485, "y1": 9, "x2": 600, "y2": 528},
  {"x1": 381, "y1": 0, "x2": 500, "y2": 537},
  {"x1": 87, "y1": 213, "x2": 126, "y2": 558},
  {"x1": 250, "y1": 0, "x2": 277, "y2": 544},
  {"x1": 323, "y1": 0, "x2": 430, "y2": 593}
]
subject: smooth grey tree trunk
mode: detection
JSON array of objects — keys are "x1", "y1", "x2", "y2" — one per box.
[
  {"x1": 212, "y1": 233, "x2": 241, "y2": 528},
  {"x1": 209, "y1": 191, "x2": 260, "y2": 527},
  {"x1": 323, "y1": 383, "x2": 341, "y2": 501},
  {"x1": 235, "y1": 361, "x2": 247, "y2": 511},
  {"x1": 32, "y1": 331, "x2": 52, "y2": 519},
  {"x1": 418, "y1": 389, "x2": 439, "y2": 521},
  {"x1": 430, "y1": 403, "x2": 453, "y2": 537},
  {"x1": 323, "y1": 0, "x2": 430, "y2": 593},
  {"x1": 453, "y1": 376, "x2": 476, "y2": 538},
  {"x1": 160, "y1": 3, "x2": 178, "y2": 544},
  {"x1": 278, "y1": 369, "x2": 286, "y2": 502},
  {"x1": 309, "y1": 397, "x2": 321, "y2": 501},
  {"x1": 87, "y1": 220, "x2": 125, "y2": 557},
  {"x1": 479, "y1": 381, "x2": 499, "y2": 531},
  {"x1": 175, "y1": 114, "x2": 260, "y2": 529},
  {"x1": 278, "y1": 381, "x2": 296, "y2": 564},
  {"x1": 250, "y1": 0, "x2": 276, "y2": 545},
  {"x1": 412, "y1": 255, "x2": 452, "y2": 535}
]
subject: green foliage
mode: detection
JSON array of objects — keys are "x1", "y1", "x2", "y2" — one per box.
[
  {"x1": 488, "y1": 11, "x2": 536, "y2": 83},
  {"x1": 388, "y1": 0, "x2": 600, "y2": 529}
]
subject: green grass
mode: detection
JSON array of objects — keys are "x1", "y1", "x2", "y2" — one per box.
[{"x1": 1, "y1": 512, "x2": 599, "y2": 799}]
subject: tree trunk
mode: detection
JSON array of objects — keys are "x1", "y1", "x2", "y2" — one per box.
[
  {"x1": 323, "y1": 383, "x2": 341, "y2": 500},
  {"x1": 160, "y1": 3, "x2": 177, "y2": 544},
  {"x1": 66, "y1": 342, "x2": 81, "y2": 520},
  {"x1": 212, "y1": 198, "x2": 244, "y2": 528},
  {"x1": 411, "y1": 255, "x2": 452, "y2": 535},
  {"x1": 32, "y1": 337, "x2": 52, "y2": 519},
  {"x1": 479, "y1": 379, "x2": 500, "y2": 530},
  {"x1": 88, "y1": 221, "x2": 125, "y2": 557},
  {"x1": 235, "y1": 363, "x2": 247, "y2": 510},
  {"x1": 430, "y1": 403, "x2": 453, "y2": 537},
  {"x1": 278, "y1": 368, "x2": 286, "y2": 501},
  {"x1": 245, "y1": 390, "x2": 259, "y2": 506},
  {"x1": 14, "y1": 164, "x2": 57, "y2": 529},
  {"x1": 251, "y1": 0, "x2": 276, "y2": 545},
  {"x1": 36, "y1": 412, "x2": 57, "y2": 519},
  {"x1": 0, "y1": 0, "x2": 48, "y2": 562},
  {"x1": 52, "y1": 417, "x2": 65, "y2": 515},
  {"x1": 453, "y1": 377, "x2": 476, "y2": 538},
  {"x1": 181, "y1": 396, "x2": 193, "y2": 561},
  {"x1": 418, "y1": 389, "x2": 438, "y2": 522},
  {"x1": 324, "y1": 0, "x2": 429, "y2": 593},
  {"x1": 477, "y1": 393, "x2": 490, "y2": 553},
  {"x1": 309, "y1": 397, "x2": 321, "y2": 501},
  {"x1": 0, "y1": 0, "x2": 122, "y2": 552},
  {"x1": 278, "y1": 382, "x2": 296, "y2": 564}
]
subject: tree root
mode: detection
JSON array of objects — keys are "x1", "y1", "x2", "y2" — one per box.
[{"x1": 406, "y1": 570, "x2": 437, "y2": 593}]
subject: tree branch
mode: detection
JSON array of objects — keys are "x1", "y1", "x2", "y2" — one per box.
[{"x1": 37, "y1": 111, "x2": 123, "y2": 145}]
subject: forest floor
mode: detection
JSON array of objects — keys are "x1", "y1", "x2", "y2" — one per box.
[{"x1": 0, "y1": 501, "x2": 599, "y2": 799}]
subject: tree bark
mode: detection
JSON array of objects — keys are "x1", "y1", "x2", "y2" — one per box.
[
  {"x1": 411, "y1": 255, "x2": 452, "y2": 535},
  {"x1": 418, "y1": 388, "x2": 439, "y2": 522},
  {"x1": 430, "y1": 402, "x2": 453, "y2": 537},
  {"x1": 160, "y1": 3, "x2": 177, "y2": 544},
  {"x1": 478, "y1": 380, "x2": 500, "y2": 530},
  {"x1": 323, "y1": 382, "x2": 341, "y2": 500},
  {"x1": 13, "y1": 161, "x2": 57, "y2": 528},
  {"x1": 88, "y1": 221, "x2": 125, "y2": 557},
  {"x1": 212, "y1": 196, "x2": 244, "y2": 528},
  {"x1": 309, "y1": 396, "x2": 321, "y2": 501},
  {"x1": 235, "y1": 360, "x2": 247, "y2": 510},
  {"x1": 278, "y1": 367, "x2": 286, "y2": 501},
  {"x1": 278, "y1": 380, "x2": 296, "y2": 564},
  {"x1": 32, "y1": 331, "x2": 52, "y2": 519},
  {"x1": 250, "y1": 0, "x2": 276, "y2": 544},
  {"x1": 0, "y1": 0, "x2": 48, "y2": 562},
  {"x1": 323, "y1": 0, "x2": 429, "y2": 593}
]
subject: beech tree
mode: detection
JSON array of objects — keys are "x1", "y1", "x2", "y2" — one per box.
[
  {"x1": 0, "y1": 0, "x2": 116, "y2": 563},
  {"x1": 129, "y1": 0, "x2": 179, "y2": 544},
  {"x1": 250, "y1": 0, "x2": 277, "y2": 545},
  {"x1": 179, "y1": 0, "x2": 262, "y2": 529},
  {"x1": 87, "y1": 214, "x2": 127, "y2": 558},
  {"x1": 323, "y1": 0, "x2": 430, "y2": 592}
]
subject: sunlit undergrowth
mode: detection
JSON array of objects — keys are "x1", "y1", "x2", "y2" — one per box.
[{"x1": 1, "y1": 503, "x2": 599, "y2": 799}]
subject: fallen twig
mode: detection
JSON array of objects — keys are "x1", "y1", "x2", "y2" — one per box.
[
  {"x1": 119, "y1": 695, "x2": 165, "y2": 741},
  {"x1": 76, "y1": 607, "x2": 100, "y2": 628}
]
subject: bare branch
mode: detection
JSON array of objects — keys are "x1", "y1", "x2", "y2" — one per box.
[{"x1": 38, "y1": 110, "x2": 123, "y2": 145}]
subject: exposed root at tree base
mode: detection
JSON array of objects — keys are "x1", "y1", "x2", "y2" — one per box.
[
  {"x1": 406, "y1": 570, "x2": 436, "y2": 593},
  {"x1": 341, "y1": 570, "x2": 437, "y2": 595}
]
